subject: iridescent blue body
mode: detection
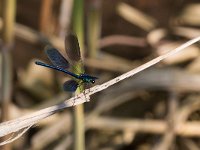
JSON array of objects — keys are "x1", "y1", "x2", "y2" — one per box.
[
  {"x1": 35, "y1": 61, "x2": 97, "y2": 84},
  {"x1": 35, "y1": 34, "x2": 98, "y2": 92}
]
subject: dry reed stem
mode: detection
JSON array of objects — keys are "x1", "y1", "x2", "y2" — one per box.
[
  {"x1": 0, "y1": 36, "x2": 199, "y2": 145},
  {"x1": 87, "y1": 117, "x2": 200, "y2": 137},
  {"x1": 117, "y1": 3, "x2": 157, "y2": 31},
  {"x1": 152, "y1": 93, "x2": 178, "y2": 150},
  {"x1": 99, "y1": 35, "x2": 146, "y2": 48}
]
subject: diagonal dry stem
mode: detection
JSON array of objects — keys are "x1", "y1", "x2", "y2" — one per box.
[{"x1": 0, "y1": 36, "x2": 199, "y2": 145}]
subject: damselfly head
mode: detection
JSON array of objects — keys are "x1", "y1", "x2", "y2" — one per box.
[{"x1": 91, "y1": 80, "x2": 95, "y2": 84}]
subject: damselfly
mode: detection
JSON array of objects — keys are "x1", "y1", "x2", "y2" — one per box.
[{"x1": 35, "y1": 34, "x2": 98, "y2": 92}]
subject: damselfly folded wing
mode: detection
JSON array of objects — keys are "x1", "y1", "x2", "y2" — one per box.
[
  {"x1": 45, "y1": 46, "x2": 70, "y2": 69},
  {"x1": 63, "y1": 80, "x2": 79, "y2": 92},
  {"x1": 65, "y1": 34, "x2": 81, "y2": 62}
]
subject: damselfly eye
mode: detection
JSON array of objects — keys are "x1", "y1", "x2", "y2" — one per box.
[{"x1": 91, "y1": 80, "x2": 95, "y2": 84}]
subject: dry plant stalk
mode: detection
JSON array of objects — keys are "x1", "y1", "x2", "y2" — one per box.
[
  {"x1": 0, "y1": 36, "x2": 199, "y2": 145},
  {"x1": 117, "y1": 2, "x2": 157, "y2": 31}
]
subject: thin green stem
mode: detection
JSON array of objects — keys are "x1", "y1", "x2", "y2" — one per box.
[
  {"x1": 2, "y1": 0, "x2": 16, "y2": 44},
  {"x1": 72, "y1": 0, "x2": 85, "y2": 150},
  {"x1": 1, "y1": 0, "x2": 15, "y2": 124},
  {"x1": 87, "y1": 0, "x2": 101, "y2": 58},
  {"x1": 0, "y1": 0, "x2": 16, "y2": 150}
]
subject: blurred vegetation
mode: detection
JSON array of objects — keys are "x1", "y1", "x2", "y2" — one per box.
[{"x1": 0, "y1": 0, "x2": 200, "y2": 150}]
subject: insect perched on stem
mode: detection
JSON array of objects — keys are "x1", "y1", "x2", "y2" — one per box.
[{"x1": 35, "y1": 34, "x2": 98, "y2": 92}]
